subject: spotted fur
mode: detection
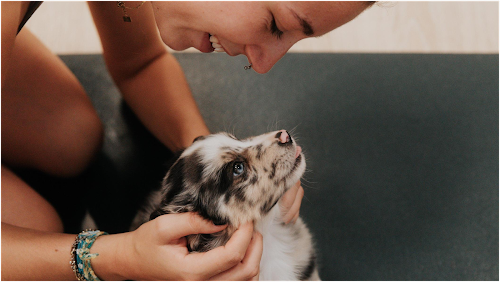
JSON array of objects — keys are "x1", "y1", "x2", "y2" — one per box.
[{"x1": 132, "y1": 130, "x2": 320, "y2": 280}]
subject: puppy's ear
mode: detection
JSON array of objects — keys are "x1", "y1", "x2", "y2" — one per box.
[
  {"x1": 193, "y1": 135, "x2": 206, "y2": 143},
  {"x1": 195, "y1": 167, "x2": 231, "y2": 226},
  {"x1": 195, "y1": 195, "x2": 228, "y2": 226},
  {"x1": 161, "y1": 156, "x2": 186, "y2": 204},
  {"x1": 163, "y1": 149, "x2": 185, "y2": 175}
]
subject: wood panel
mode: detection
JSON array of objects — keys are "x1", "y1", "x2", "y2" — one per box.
[{"x1": 26, "y1": 2, "x2": 499, "y2": 54}]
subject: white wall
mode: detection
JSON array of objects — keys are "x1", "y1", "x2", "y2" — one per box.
[{"x1": 26, "y1": 1, "x2": 499, "y2": 55}]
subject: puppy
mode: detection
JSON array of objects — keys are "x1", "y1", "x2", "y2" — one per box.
[{"x1": 132, "y1": 130, "x2": 319, "y2": 280}]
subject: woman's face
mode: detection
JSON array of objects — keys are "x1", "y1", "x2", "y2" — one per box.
[{"x1": 151, "y1": 1, "x2": 371, "y2": 73}]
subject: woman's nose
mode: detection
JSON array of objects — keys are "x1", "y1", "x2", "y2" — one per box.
[{"x1": 244, "y1": 43, "x2": 291, "y2": 74}]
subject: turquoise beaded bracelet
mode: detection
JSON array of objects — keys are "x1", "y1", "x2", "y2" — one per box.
[{"x1": 70, "y1": 230, "x2": 108, "y2": 281}]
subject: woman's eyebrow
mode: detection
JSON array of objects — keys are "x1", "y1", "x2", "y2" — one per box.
[{"x1": 291, "y1": 10, "x2": 314, "y2": 36}]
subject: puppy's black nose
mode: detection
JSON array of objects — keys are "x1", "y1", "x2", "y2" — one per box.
[{"x1": 276, "y1": 130, "x2": 292, "y2": 144}]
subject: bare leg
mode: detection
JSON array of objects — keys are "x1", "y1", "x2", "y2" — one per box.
[
  {"x1": 1, "y1": 165, "x2": 64, "y2": 232},
  {"x1": 1, "y1": 28, "x2": 103, "y2": 177}
]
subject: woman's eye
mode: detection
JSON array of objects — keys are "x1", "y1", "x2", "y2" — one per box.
[
  {"x1": 233, "y1": 162, "x2": 245, "y2": 176},
  {"x1": 270, "y1": 16, "x2": 284, "y2": 39}
]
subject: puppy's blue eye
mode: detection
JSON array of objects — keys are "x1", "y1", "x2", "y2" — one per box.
[{"x1": 233, "y1": 162, "x2": 245, "y2": 176}]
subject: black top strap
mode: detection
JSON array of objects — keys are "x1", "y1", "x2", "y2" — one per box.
[{"x1": 17, "y1": 1, "x2": 43, "y2": 34}]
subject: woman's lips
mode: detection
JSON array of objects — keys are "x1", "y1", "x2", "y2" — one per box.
[{"x1": 198, "y1": 33, "x2": 215, "y2": 53}]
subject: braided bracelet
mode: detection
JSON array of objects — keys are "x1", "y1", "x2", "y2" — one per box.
[{"x1": 70, "y1": 230, "x2": 108, "y2": 281}]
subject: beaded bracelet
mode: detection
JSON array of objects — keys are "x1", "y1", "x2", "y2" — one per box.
[{"x1": 70, "y1": 229, "x2": 108, "y2": 281}]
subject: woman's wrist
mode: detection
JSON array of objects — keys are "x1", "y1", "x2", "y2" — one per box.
[{"x1": 89, "y1": 232, "x2": 132, "y2": 281}]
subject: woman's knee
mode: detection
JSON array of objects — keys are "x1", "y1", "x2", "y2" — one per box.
[
  {"x1": 2, "y1": 87, "x2": 104, "y2": 177},
  {"x1": 2, "y1": 29, "x2": 104, "y2": 177},
  {"x1": 47, "y1": 103, "x2": 104, "y2": 177}
]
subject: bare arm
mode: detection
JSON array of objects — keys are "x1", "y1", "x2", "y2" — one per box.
[
  {"x1": 2, "y1": 215, "x2": 261, "y2": 280},
  {"x1": 88, "y1": 1, "x2": 209, "y2": 152},
  {"x1": 87, "y1": 2, "x2": 303, "y2": 222},
  {"x1": 1, "y1": 223, "x2": 77, "y2": 280}
]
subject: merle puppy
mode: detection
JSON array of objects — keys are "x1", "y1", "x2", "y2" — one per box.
[{"x1": 132, "y1": 130, "x2": 319, "y2": 280}]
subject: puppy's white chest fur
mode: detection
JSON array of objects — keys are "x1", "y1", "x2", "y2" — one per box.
[{"x1": 257, "y1": 205, "x2": 318, "y2": 280}]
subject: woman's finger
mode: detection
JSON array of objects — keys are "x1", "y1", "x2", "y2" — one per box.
[
  {"x1": 292, "y1": 211, "x2": 300, "y2": 224},
  {"x1": 209, "y1": 231, "x2": 263, "y2": 281},
  {"x1": 184, "y1": 222, "x2": 255, "y2": 279},
  {"x1": 280, "y1": 181, "x2": 301, "y2": 214},
  {"x1": 154, "y1": 212, "x2": 227, "y2": 241},
  {"x1": 241, "y1": 231, "x2": 263, "y2": 281},
  {"x1": 282, "y1": 185, "x2": 304, "y2": 224}
]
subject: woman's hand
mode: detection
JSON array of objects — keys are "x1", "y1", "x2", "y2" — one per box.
[
  {"x1": 279, "y1": 180, "x2": 305, "y2": 224},
  {"x1": 105, "y1": 212, "x2": 262, "y2": 281}
]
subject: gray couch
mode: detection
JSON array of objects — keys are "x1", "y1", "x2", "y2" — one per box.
[{"x1": 17, "y1": 53, "x2": 498, "y2": 280}]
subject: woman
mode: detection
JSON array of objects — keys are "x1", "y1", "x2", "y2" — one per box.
[{"x1": 1, "y1": 2, "x2": 373, "y2": 280}]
